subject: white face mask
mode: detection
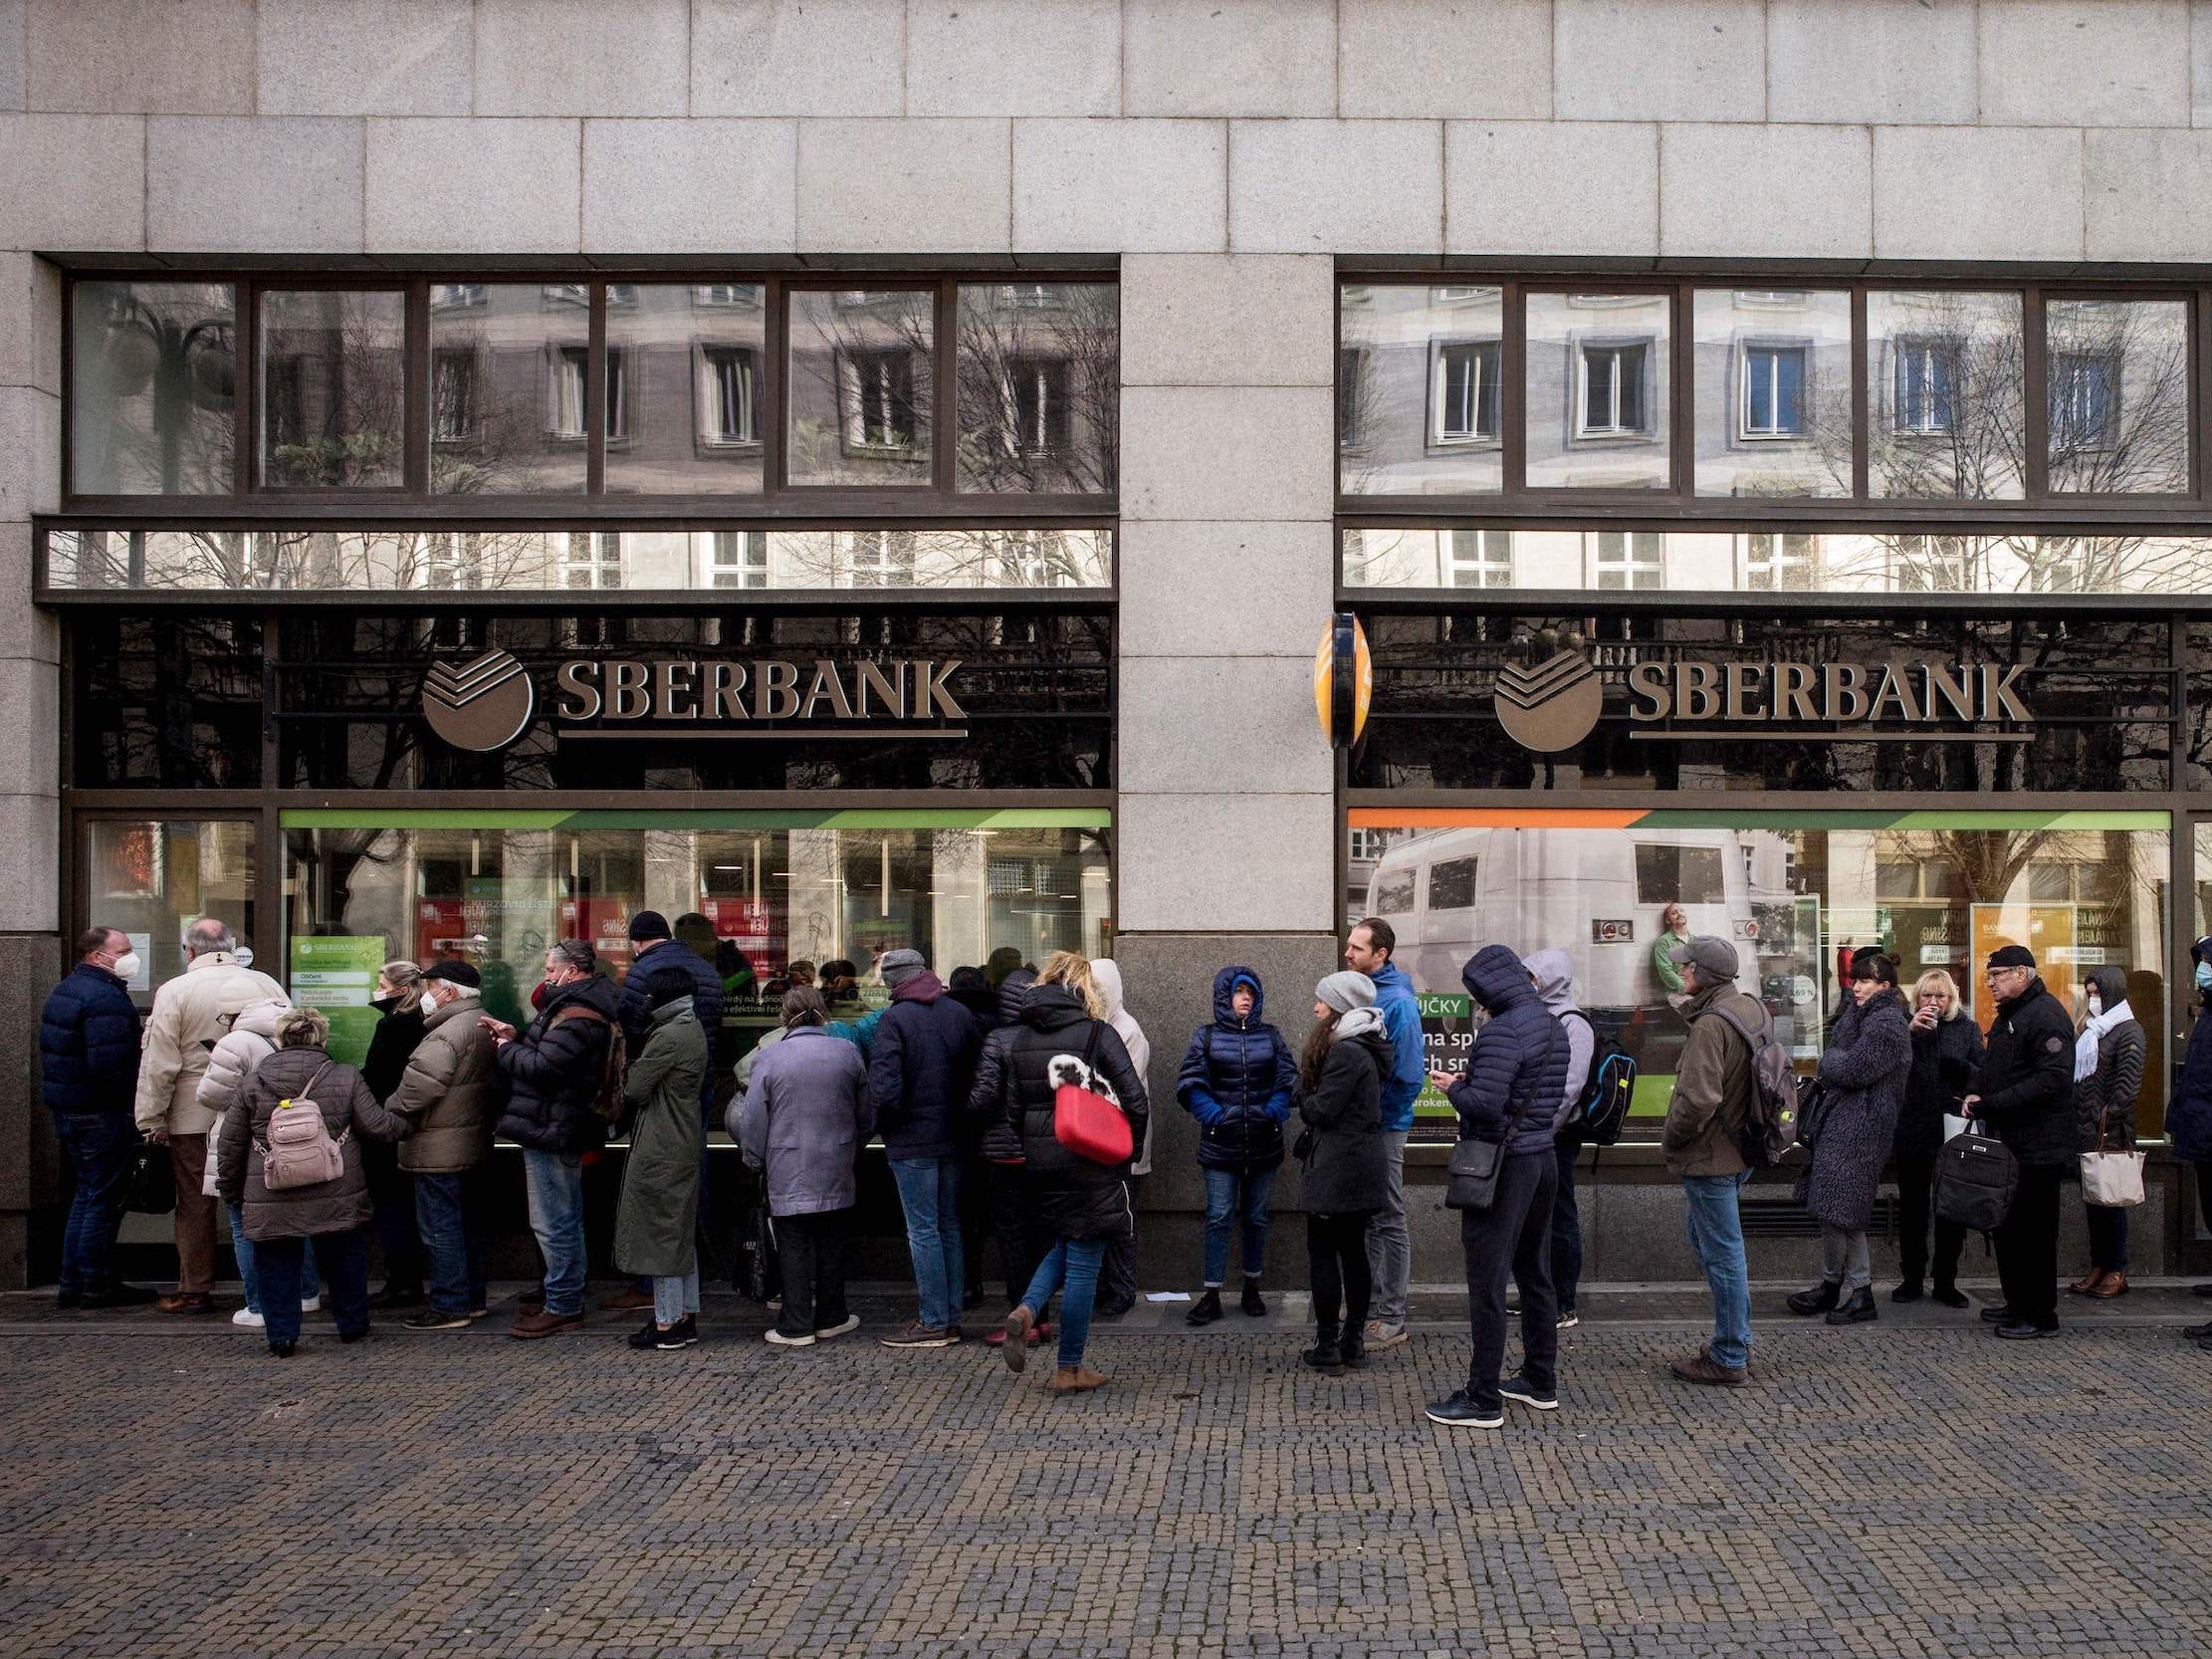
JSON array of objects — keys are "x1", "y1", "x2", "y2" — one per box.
[
  {"x1": 107, "y1": 951, "x2": 141, "y2": 983},
  {"x1": 2087, "y1": 993, "x2": 2102, "y2": 1017},
  {"x1": 418, "y1": 988, "x2": 440, "y2": 1017}
]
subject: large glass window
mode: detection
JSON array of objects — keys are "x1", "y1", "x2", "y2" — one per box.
[
  {"x1": 1867, "y1": 290, "x2": 2026, "y2": 500},
  {"x1": 786, "y1": 289, "x2": 934, "y2": 487},
  {"x1": 2046, "y1": 298, "x2": 2191, "y2": 495},
  {"x1": 69, "y1": 281, "x2": 236, "y2": 495},
  {"x1": 602, "y1": 282, "x2": 767, "y2": 495},
  {"x1": 427, "y1": 283, "x2": 587, "y2": 494},
  {"x1": 1338, "y1": 284, "x2": 1504, "y2": 495},
  {"x1": 1526, "y1": 293, "x2": 1671, "y2": 490},
  {"x1": 258, "y1": 289, "x2": 405, "y2": 489},
  {"x1": 1692, "y1": 289, "x2": 1851, "y2": 498},
  {"x1": 282, "y1": 812, "x2": 1112, "y2": 1074},
  {"x1": 1347, "y1": 811, "x2": 2169, "y2": 1143},
  {"x1": 954, "y1": 282, "x2": 1117, "y2": 494},
  {"x1": 82, "y1": 820, "x2": 260, "y2": 1007},
  {"x1": 69, "y1": 612, "x2": 263, "y2": 788}
]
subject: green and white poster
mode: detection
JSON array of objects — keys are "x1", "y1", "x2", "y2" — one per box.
[{"x1": 290, "y1": 935, "x2": 387, "y2": 1067}]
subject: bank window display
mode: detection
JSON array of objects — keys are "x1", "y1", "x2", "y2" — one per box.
[
  {"x1": 1692, "y1": 289, "x2": 1851, "y2": 498},
  {"x1": 1346, "y1": 810, "x2": 2169, "y2": 1144},
  {"x1": 1865, "y1": 290, "x2": 2026, "y2": 500},
  {"x1": 1337, "y1": 284, "x2": 1504, "y2": 495},
  {"x1": 954, "y1": 282, "x2": 1117, "y2": 495},
  {"x1": 81, "y1": 820, "x2": 259, "y2": 1006},
  {"x1": 69, "y1": 281, "x2": 237, "y2": 496},
  {"x1": 1525, "y1": 293, "x2": 1671, "y2": 490},
  {"x1": 281, "y1": 811, "x2": 1111, "y2": 1071},
  {"x1": 258, "y1": 289, "x2": 405, "y2": 490},
  {"x1": 2045, "y1": 298, "x2": 2191, "y2": 495}
]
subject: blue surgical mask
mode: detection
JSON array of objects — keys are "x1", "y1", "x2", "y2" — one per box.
[{"x1": 2196, "y1": 962, "x2": 2212, "y2": 992}]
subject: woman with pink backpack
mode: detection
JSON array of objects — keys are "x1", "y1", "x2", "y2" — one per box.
[{"x1": 215, "y1": 1008, "x2": 409, "y2": 1356}]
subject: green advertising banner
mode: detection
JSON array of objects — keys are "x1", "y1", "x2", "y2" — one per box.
[
  {"x1": 1414, "y1": 991, "x2": 1471, "y2": 1126},
  {"x1": 290, "y1": 935, "x2": 387, "y2": 1067}
]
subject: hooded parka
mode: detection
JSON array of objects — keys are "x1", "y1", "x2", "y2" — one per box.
[
  {"x1": 1177, "y1": 967, "x2": 1296, "y2": 1173},
  {"x1": 215, "y1": 1045, "x2": 409, "y2": 1242},
  {"x1": 1445, "y1": 945, "x2": 1570, "y2": 1158},
  {"x1": 977, "y1": 983, "x2": 1149, "y2": 1241},
  {"x1": 614, "y1": 995, "x2": 708, "y2": 1279},
  {"x1": 2075, "y1": 964, "x2": 2144, "y2": 1155},
  {"x1": 2165, "y1": 938, "x2": 2212, "y2": 1162}
]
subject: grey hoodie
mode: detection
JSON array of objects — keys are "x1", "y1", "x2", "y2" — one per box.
[{"x1": 1523, "y1": 949, "x2": 1595, "y2": 1134}]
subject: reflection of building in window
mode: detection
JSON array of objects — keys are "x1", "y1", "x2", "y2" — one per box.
[
  {"x1": 1742, "y1": 532, "x2": 1817, "y2": 591},
  {"x1": 2028, "y1": 859, "x2": 2106, "y2": 902},
  {"x1": 2050, "y1": 351, "x2": 2119, "y2": 451},
  {"x1": 1435, "y1": 341, "x2": 1500, "y2": 443},
  {"x1": 549, "y1": 346, "x2": 588, "y2": 438},
  {"x1": 1337, "y1": 347, "x2": 1365, "y2": 446},
  {"x1": 605, "y1": 283, "x2": 638, "y2": 309},
  {"x1": 1877, "y1": 855, "x2": 1965, "y2": 900},
  {"x1": 431, "y1": 348, "x2": 478, "y2": 442},
  {"x1": 1636, "y1": 842, "x2": 1726, "y2": 904},
  {"x1": 543, "y1": 283, "x2": 589, "y2": 310},
  {"x1": 1578, "y1": 342, "x2": 1649, "y2": 436},
  {"x1": 1371, "y1": 867, "x2": 1415, "y2": 915},
  {"x1": 1347, "y1": 828, "x2": 1392, "y2": 863},
  {"x1": 432, "y1": 283, "x2": 487, "y2": 310},
  {"x1": 564, "y1": 532, "x2": 621, "y2": 590},
  {"x1": 1593, "y1": 530, "x2": 1663, "y2": 589},
  {"x1": 1890, "y1": 534, "x2": 1972, "y2": 592},
  {"x1": 843, "y1": 530, "x2": 917, "y2": 588},
  {"x1": 421, "y1": 533, "x2": 482, "y2": 591},
  {"x1": 841, "y1": 349, "x2": 919, "y2": 450},
  {"x1": 1739, "y1": 343, "x2": 1806, "y2": 438},
  {"x1": 996, "y1": 530, "x2": 1071, "y2": 588},
  {"x1": 693, "y1": 283, "x2": 758, "y2": 309},
  {"x1": 1428, "y1": 854, "x2": 1478, "y2": 909},
  {"x1": 999, "y1": 282, "x2": 1055, "y2": 309},
  {"x1": 709, "y1": 531, "x2": 767, "y2": 589},
  {"x1": 1892, "y1": 337, "x2": 1958, "y2": 433},
  {"x1": 700, "y1": 345, "x2": 760, "y2": 445},
  {"x1": 1005, "y1": 357, "x2": 1069, "y2": 454},
  {"x1": 1448, "y1": 529, "x2": 1512, "y2": 588}
]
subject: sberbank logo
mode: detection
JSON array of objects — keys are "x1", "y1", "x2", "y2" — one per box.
[
  {"x1": 1494, "y1": 649, "x2": 1604, "y2": 753},
  {"x1": 422, "y1": 649, "x2": 537, "y2": 753}
]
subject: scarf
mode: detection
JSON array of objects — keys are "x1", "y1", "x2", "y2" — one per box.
[
  {"x1": 2076, "y1": 998, "x2": 2132, "y2": 1082},
  {"x1": 1332, "y1": 1006, "x2": 1386, "y2": 1044}
]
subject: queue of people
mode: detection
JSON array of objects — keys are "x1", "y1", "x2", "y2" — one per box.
[{"x1": 36, "y1": 911, "x2": 2210, "y2": 1392}]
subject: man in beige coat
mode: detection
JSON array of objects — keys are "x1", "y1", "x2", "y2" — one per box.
[
  {"x1": 385, "y1": 961, "x2": 498, "y2": 1330},
  {"x1": 132, "y1": 918, "x2": 287, "y2": 1312}
]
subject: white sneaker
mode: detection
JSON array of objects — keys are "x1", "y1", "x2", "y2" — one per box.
[
  {"x1": 1557, "y1": 1309, "x2": 1581, "y2": 1330},
  {"x1": 1363, "y1": 1319, "x2": 1410, "y2": 1350},
  {"x1": 299, "y1": 1296, "x2": 322, "y2": 1312},
  {"x1": 764, "y1": 1327, "x2": 816, "y2": 1347},
  {"x1": 232, "y1": 1307, "x2": 266, "y2": 1329},
  {"x1": 813, "y1": 1314, "x2": 861, "y2": 1339}
]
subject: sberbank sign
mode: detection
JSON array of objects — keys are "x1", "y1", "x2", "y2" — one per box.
[
  {"x1": 554, "y1": 656, "x2": 967, "y2": 727},
  {"x1": 1625, "y1": 659, "x2": 2031, "y2": 729}
]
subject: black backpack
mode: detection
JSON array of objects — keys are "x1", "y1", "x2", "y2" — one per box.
[
  {"x1": 1935, "y1": 1122, "x2": 2019, "y2": 1233},
  {"x1": 1559, "y1": 1010, "x2": 1637, "y2": 1147},
  {"x1": 1689, "y1": 998, "x2": 1799, "y2": 1170}
]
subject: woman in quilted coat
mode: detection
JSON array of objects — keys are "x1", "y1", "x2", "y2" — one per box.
[
  {"x1": 1176, "y1": 966, "x2": 1296, "y2": 1323},
  {"x1": 2067, "y1": 964, "x2": 2145, "y2": 1300},
  {"x1": 1788, "y1": 952, "x2": 1912, "y2": 1328}
]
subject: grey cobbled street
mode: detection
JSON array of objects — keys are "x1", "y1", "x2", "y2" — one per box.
[{"x1": 6, "y1": 1286, "x2": 2212, "y2": 1659}]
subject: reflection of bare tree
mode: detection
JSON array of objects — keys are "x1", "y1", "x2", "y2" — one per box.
[
  {"x1": 953, "y1": 285, "x2": 1118, "y2": 494},
  {"x1": 2047, "y1": 301, "x2": 2190, "y2": 494},
  {"x1": 787, "y1": 291, "x2": 935, "y2": 486},
  {"x1": 1861, "y1": 293, "x2": 2025, "y2": 500},
  {"x1": 262, "y1": 293, "x2": 403, "y2": 488}
]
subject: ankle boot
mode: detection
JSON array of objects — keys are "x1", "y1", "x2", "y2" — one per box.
[
  {"x1": 2067, "y1": 1268, "x2": 2106, "y2": 1296},
  {"x1": 1825, "y1": 1287, "x2": 1879, "y2": 1325},
  {"x1": 1890, "y1": 1280, "x2": 1923, "y2": 1304},
  {"x1": 1240, "y1": 1280, "x2": 1267, "y2": 1317},
  {"x1": 1303, "y1": 1324, "x2": 1343, "y2": 1369},
  {"x1": 2087, "y1": 1271, "x2": 2129, "y2": 1299},
  {"x1": 1930, "y1": 1282, "x2": 1970, "y2": 1308},
  {"x1": 1338, "y1": 1328, "x2": 1368, "y2": 1369},
  {"x1": 1186, "y1": 1290, "x2": 1223, "y2": 1326},
  {"x1": 1787, "y1": 1280, "x2": 1842, "y2": 1316},
  {"x1": 1050, "y1": 1364, "x2": 1107, "y2": 1394}
]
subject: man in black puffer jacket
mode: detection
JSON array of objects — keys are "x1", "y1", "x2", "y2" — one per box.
[
  {"x1": 869, "y1": 948, "x2": 981, "y2": 1347},
  {"x1": 1428, "y1": 944, "x2": 1570, "y2": 1429},
  {"x1": 1963, "y1": 944, "x2": 2077, "y2": 1340},
  {"x1": 493, "y1": 940, "x2": 618, "y2": 1339}
]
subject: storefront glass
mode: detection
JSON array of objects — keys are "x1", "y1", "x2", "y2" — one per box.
[
  {"x1": 1337, "y1": 283, "x2": 1504, "y2": 496},
  {"x1": 69, "y1": 280, "x2": 237, "y2": 496},
  {"x1": 81, "y1": 820, "x2": 259, "y2": 1006},
  {"x1": 427, "y1": 283, "x2": 591, "y2": 494},
  {"x1": 1526, "y1": 292, "x2": 1673, "y2": 491},
  {"x1": 786, "y1": 288, "x2": 935, "y2": 487},
  {"x1": 258, "y1": 289, "x2": 406, "y2": 489},
  {"x1": 1346, "y1": 809, "x2": 2169, "y2": 1143},
  {"x1": 603, "y1": 283, "x2": 768, "y2": 495},
  {"x1": 954, "y1": 282, "x2": 1119, "y2": 494}
]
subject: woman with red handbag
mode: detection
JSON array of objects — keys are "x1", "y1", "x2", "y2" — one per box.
[{"x1": 978, "y1": 951, "x2": 1148, "y2": 1395}]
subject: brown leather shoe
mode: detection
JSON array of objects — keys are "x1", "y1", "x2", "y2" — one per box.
[
  {"x1": 508, "y1": 1307, "x2": 584, "y2": 1339},
  {"x1": 2086, "y1": 1272, "x2": 2129, "y2": 1299},
  {"x1": 156, "y1": 1292, "x2": 215, "y2": 1315},
  {"x1": 597, "y1": 1287, "x2": 655, "y2": 1311},
  {"x1": 2066, "y1": 1269, "x2": 2106, "y2": 1296},
  {"x1": 1669, "y1": 1351, "x2": 1748, "y2": 1387},
  {"x1": 1049, "y1": 1364, "x2": 1108, "y2": 1394}
]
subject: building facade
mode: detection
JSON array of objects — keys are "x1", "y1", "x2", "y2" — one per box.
[{"x1": 9, "y1": 0, "x2": 2212, "y2": 1287}]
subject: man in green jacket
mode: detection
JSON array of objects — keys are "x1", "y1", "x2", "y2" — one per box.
[
  {"x1": 1652, "y1": 903, "x2": 1689, "y2": 998},
  {"x1": 1660, "y1": 935, "x2": 1763, "y2": 1388}
]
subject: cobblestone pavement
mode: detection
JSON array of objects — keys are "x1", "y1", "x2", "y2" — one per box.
[{"x1": 6, "y1": 1286, "x2": 2212, "y2": 1659}]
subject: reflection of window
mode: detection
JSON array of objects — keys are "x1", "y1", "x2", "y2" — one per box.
[
  {"x1": 544, "y1": 283, "x2": 589, "y2": 309},
  {"x1": 999, "y1": 282, "x2": 1055, "y2": 309},
  {"x1": 1006, "y1": 357, "x2": 1069, "y2": 454},
  {"x1": 694, "y1": 283, "x2": 759, "y2": 309},
  {"x1": 1893, "y1": 337, "x2": 1958, "y2": 433},
  {"x1": 564, "y1": 532, "x2": 621, "y2": 591},
  {"x1": 1744, "y1": 532, "x2": 1816, "y2": 591},
  {"x1": 700, "y1": 345, "x2": 760, "y2": 445},
  {"x1": 432, "y1": 283, "x2": 487, "y2": 310},
  {"x1": 1892, "y1": 534, "x2": 1972, "y2": 592},
  {"x1": 1435, "y1": 342, "x2": 1500, "y2": 443},
  {"x1": 997, "y1": 530, "x2": 1071, "y2": 588},
  {"x1": 1733, "y1": 289, "x2": 1808, "y2": 309},
  {"x1": 1739, "y1": 344, "x2": 1806, "y2": 438},
  {"x1": 549, "y1": 347, "x2": 588, "y2": 438},
  {"x1": 1347, "y1": 829, "x2": 1389, "y2": 862},
  {"x1": 2050, "y1": 351, "x2": 2119, "y2": 450},
  {"x1": 1448, "y1": 530, "x2": 1511, "y2": 589},
  {"x1": 605, "y1": 348, "x2": 628, "y2": 442},
  {"x1": 1338, "y1": 347, "x2": 1365, "y2": 446},
  {"x1": 1595, "y1": 531, "x2": 1662, "y2": 590},
  {"x1": 1428, "y1": 855, "x2": 1478, "y2": 909},
  {"x1": 841, "y1": 350, "x2": 918, "y2": 450},
  {"x1": 422, "y1": 533, "x2": 481, "y2": 591},
  {"x1": 431, "y1": 349, "x2": 478, "y2": 442},
  {"x1": 710, "y1": 531, "x2": 767, "y2": 589},
  {"x1": 1636, "y1": 842, "x2": 1725, "y2": 905},
  {"x1": 845, "y1": 531, "x2": 916, "y2": 588},
  {"x1": 1372, "y1": 868, "x2": 1415, "y2": 913},
  {"x1": 1578, "y1": 342, "x2": 1649, "y2": 436}
]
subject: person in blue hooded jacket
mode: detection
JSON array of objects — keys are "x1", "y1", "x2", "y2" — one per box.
[
  {"x1": 41, "y1": 925, "x2": 156, "y2": 1309},
  {"x1": 1178, "y1": 965, "x2": 1297, "y2": 1324},
  {"x1": 1344, "y1": 918, "x2": 1426, "y2": 1349},
  {"x1": 1424, "y1": 944, "x2": 1570, "y2": 1430}
]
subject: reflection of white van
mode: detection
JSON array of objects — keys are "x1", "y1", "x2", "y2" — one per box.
[{"x1": 1366, "y1": 827, "x2": 1779, "y2": 1014}]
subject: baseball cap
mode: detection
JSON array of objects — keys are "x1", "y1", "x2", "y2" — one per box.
[{"x1": 1667, "y1": 934, "x2": 1740, "y2": 980}]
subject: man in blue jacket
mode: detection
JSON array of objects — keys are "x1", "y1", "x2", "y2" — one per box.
[
  {"x1": 869, "y1": 947, "x2": 981, "y2": 1348},
  {"x1": 1345, "y1": 918, "x2": 1425, "y2": 1349},
  {"x1": 40, "y1": 926, "x2": 156, "y2": 1308}
]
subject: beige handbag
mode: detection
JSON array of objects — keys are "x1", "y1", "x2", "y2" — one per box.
[{"x1": 2080, "y1": 1148, "x2": 2146, "y2": 1208}]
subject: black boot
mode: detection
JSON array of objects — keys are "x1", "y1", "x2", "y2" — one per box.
[
  {"x1": 1338, "y1": 1328, "x2": 1368, "y2": 1370},
  {"x1": 1787, "y1": 1280, "x2": 1841, "y2": 1316},
  {"x1": 1890, "y1": 1280, "x2": 1923, "y2": 1304},
  {"x1": 1303, "y1": 1325, "x2": 1343, "y2": 1369},
  {"x1": 1240, "y1": 1279, "x2": 1267, "y2": 1317},
  {"x1": 1825, "y1": 1287, "x2": 1878, "y2": 1326},
  {"x1": 1186, "y1": 1289, "x2": 1223, "y2": 1326},
  {"x1": 1931, "y1": 1282, "x2": 1970, "y2": 1308}
]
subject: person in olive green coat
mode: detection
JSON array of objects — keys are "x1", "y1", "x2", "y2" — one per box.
[{"x1": 616, "y1": 964, "x2": 710, "y2": 1350}]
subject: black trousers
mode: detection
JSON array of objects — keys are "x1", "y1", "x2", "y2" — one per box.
[
  {"x1": 1461, "y1": 1149, "x2": 1558, "y2": 1407},
  {"x1": 1994, "y1": 1162, "x2": 2064, "y2": 1329},
  {"x1": 1305, "y1": 1210, "x2": 1375, "y2": 1338},
  {"x1": 987, "y1": 1161, "x2": 1051, "y2": 1316},
  {"x1": 1549, "y1": 1138, "x2": 1583, "y2": 1311},
  {"x1": 361, "y1": 1137, "x2": 424, "y2": 1289},
  {"x1": 772, "y1": 1209, "x2": 849, "y2": 1339},
  {"x1": 1097, "y1": 1178, "x2": 1140, "y2": 1312},
  {"x1": 1894, "y1": 1150, "x2": 1967, "y2": 1289},
  {"x1": 959, "y1": 1153, "x2": 992, "y2": 1306}
]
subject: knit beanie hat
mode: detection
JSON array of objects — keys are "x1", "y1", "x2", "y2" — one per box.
[
  {"x1": 879, "y1": 947, "x2": 927, "y2": 989},
  {"x1": 1316, "y1": 970, "x2": 1378, "y2": 1014}
]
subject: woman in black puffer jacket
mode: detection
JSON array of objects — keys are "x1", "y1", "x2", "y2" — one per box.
[
  {"x1": 978, "y1": 953, "x2": 1146, "y2": 1395},
  {"x1": 2068, "y1": 964, "x2": 2145, "y2": 1300},
  {"x1": 1892, "y1": 969, "x2": 1983, "y2": 1307},
  {"x1": 1293, "y1": 972, "x2": 1391, "y2": 1373},
  {"x1": 969, "y1": 967, "x2": 1051, "y2": 1346}
]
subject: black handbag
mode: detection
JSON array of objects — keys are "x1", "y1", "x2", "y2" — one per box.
[
  {"x1": 1444, "y1": 1023, "x2": 1559, "y2": 1213},
  {"x1": 125, "y1": 1142, "x2": 176, "y2": 1216},
  {"x1": 1794, "y1": 1074, "x2": 1831, "y2": 1152}
]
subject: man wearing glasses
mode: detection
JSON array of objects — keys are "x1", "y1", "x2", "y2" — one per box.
[{"x1": 1960, "y1": 945, "x2": 2077, "y2": 1339}]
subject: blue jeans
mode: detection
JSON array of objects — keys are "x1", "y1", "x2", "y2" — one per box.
[
  {"x1": 1022, "y1": 1237, "x2": 1105, "y2": 1370},
  {"x1": 256, "y1": 1227, "x2": 368, "y2": 1349},
  {"x1": 1202, "y1": 1165, "x2": 1276, "y2": 1288},
  {"x1": 414, "y1": 1170, "x2": 490, "y2": 1317},
  {"x1": 51, "y1": 1110, "x2": 138, "y2": 1294},
  {"x1": 1681, "y1": 1170, "x2": 1754, "y2": 1370},
  {"x1": 2086, "y1": 1201, "x2": 2129, "y2": 1273},
  {"x1": 889, "y1": 1155, "x2": 965, "y2": 1330},
  {"x1": 229, "y1": 1202, "x2": 320, "y2": 1314},
  {"x1": 654, "y1": 1267, "x2": 700, "y2": 1325},
  {"x1": 523, "y1": 1149, "x2": 587, "y2": 1316}
]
